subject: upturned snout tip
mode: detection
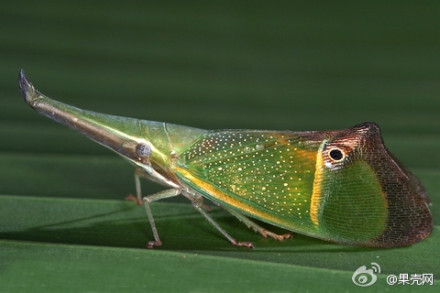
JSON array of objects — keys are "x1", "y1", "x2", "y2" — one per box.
[{"x1": 18, "y1": 69, "x2": 40, "y2": 108}]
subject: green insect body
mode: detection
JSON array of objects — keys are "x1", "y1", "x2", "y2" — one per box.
[
  {"x1": 176, "y1": 130, "x2": 388, "y2": 245},
  {"x1": 18, "y1": 70, "x2": 432, "y2": 248}
]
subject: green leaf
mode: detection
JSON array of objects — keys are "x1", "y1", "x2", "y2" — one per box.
[{"x1": 1, "y1": 193, "x2": 439, "y2": 292}]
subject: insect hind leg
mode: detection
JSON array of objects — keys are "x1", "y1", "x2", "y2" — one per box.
[
  {"x1": 224, "y1": 207, "x2": 292, "y2": 241},
  {"x1": 191, "y1": 200, "x2": 255, "y2": 249}
]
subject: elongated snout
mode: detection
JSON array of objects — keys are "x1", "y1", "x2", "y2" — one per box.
[
  {"x1": 19, "y1": 70, "x2": 156, "y2": 164},
  {"x1": 19, "y1": 70, "x2": 207, "y2": 171}
]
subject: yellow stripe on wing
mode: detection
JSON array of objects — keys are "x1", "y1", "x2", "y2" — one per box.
[
  {"x1": 310, "y1": 139, "x2": 328, "y2": 226},
  {"x1": 174, "y1": 166, "x2": 294, "y2": 229}
]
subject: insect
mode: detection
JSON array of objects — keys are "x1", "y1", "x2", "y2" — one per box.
[{"x1": 18, "y1": 70, "x2": 432, "y2": 248}]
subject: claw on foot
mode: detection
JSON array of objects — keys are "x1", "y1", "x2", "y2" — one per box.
[
  {"x1": 146, "y1": 240, "x2": 162, "y2": 249},
  {"x1": 232, "y1": 241, "x2": 255, "y2": 249},
  {"x1": 281, "y1": 233, "x2": 293, "y2": 240},
  {"x1": 125, "y1": 194, "x2": 143, "y2": 205},
  {"x1": 262, "y1": 230, "x2": 293, "y2": 241},
  {"x1": 270, "y1": 233, "x2": 292, "y2": 241}
]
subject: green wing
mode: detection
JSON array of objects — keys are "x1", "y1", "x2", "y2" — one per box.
[
  {"x1": 173, "y1": 124, "x2": 432, "y2": 247},
  {"x1": 175, "y1": 130, "x2": 323, "y2": 232}
]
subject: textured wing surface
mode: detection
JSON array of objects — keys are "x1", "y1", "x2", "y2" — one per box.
[{"x1": 176, "y1": 130, "x2": 322, "y2": 227}]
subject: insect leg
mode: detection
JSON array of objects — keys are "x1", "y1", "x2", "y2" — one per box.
[
  {"x1": 191, "y1": 198, "x2": 254, "y2": 249},
  {"x1": 131, "y1": 167, "x2": 182, "y2": 248},
  {"x1": 142, "y1": 188, "x2": 181, "y2": 248},
  {"x1": 126, "y1": 167, "x2": 175, "y2": 205},
  {"x1": 224, "y1": 207, "x2": 292, "y2": 241},
  {"x1": 133, "y1": 167, "x2": 166, "y2": 203},
  {"x1": 121, "y1": 172, "x2": 144, "y2": 205}
]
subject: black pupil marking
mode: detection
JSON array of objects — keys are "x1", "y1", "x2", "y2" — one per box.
[
  {"x1": 329, "y1": 149, "x2": 344, "y2": 161},
  {"x1": 136, "y1": 144, "x2": 150, "y2": 157}
]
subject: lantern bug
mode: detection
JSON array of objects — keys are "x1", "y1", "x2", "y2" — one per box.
[{"x1": 18, "y1": 70, "x2": 432, "y2": 248}]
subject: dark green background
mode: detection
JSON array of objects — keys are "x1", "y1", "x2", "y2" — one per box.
[{"x1": 0, "y1": 1, "x2": 439, "y2": 292}]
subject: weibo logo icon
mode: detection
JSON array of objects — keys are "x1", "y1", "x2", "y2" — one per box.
[{"x1": 352, "y1": 262, "x2": 381, "y2": 287}]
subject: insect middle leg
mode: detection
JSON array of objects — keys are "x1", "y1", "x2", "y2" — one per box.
[
  {"x1": 224, "y1": 207, "x2": 292, "y2": 241},
  {"x1": 134, "y1": 167, "x2": 254, "y2": 249},
  {"x1": 142, "y1": 188, "x2": 181, "y2": 248}
]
